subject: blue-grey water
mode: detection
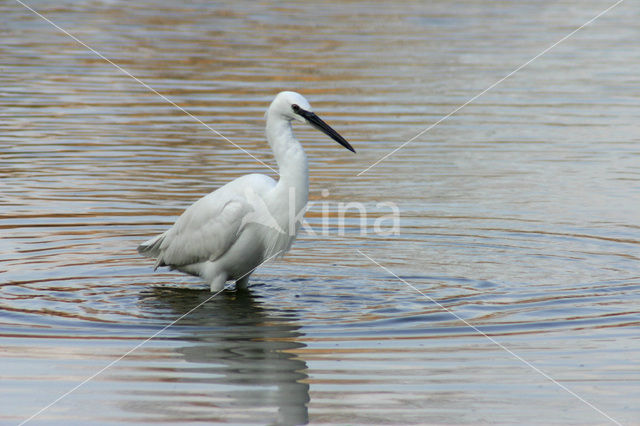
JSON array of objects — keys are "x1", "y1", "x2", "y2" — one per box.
[{"x1": 1, "y1": 0, "x2": 639, "y2": 424}]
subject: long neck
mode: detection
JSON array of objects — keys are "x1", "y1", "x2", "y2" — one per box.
[{"x1": 266, "y1": 114, "x2": 309, "y2": 216}]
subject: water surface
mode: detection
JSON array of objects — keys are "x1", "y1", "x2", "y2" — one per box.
[{"x1": 1, "y1": 0, "x2": 639, "y2": 424}]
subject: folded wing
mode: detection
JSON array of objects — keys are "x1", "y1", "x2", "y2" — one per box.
[{"x1": 138, "y1": 174, "x2": 276, "y2": 269}]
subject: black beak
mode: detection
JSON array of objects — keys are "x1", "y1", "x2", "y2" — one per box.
[{"x1": 296, "y1": 107, "x2": 355, "y2": 153}]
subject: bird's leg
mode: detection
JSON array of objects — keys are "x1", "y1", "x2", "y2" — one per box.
[
  {"x1": 210, "y1": 274, "x2": 227, "y2": 293},
  {"x1": 235, "y1": 273, "x2": 252, "y2": 291}
]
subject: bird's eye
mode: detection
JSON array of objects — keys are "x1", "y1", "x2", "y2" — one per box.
[{"x1": 291, "y1": 104, "x2": 300, "y2": 113}]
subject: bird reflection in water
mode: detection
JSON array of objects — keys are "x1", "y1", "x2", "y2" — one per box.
[{"x1": 137, "y1": 286, "x2": 309, "y2": 425}]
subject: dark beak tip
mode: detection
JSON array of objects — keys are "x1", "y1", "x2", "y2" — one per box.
[
  {"x1": 301, "y1": 108, "x2": 356, "y2": 154},
  {"x1": 337, "y1": 138, "x2": 356, "y2": 154}
]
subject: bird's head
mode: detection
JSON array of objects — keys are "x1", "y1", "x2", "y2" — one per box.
[{"x1": 267, "y1": 91, "x2": 355, "y2": 153}]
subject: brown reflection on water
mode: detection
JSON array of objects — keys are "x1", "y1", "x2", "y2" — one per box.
[{"x1": 1, "y1": 0, "x2": 639, "y2": 424}]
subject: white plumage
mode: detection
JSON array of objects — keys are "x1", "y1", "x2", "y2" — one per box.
[{"x1": 138, "y1": 91, "x2": 355, "y2": 291}]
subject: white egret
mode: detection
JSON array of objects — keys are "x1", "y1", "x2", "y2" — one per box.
[{"x1": 138, "y1": 91, "x2": 355, "y2": 291}]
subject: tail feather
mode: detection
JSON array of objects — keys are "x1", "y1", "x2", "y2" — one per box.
[{"x1": 137, "y1": 233, "x2": 167, "y2": 269}]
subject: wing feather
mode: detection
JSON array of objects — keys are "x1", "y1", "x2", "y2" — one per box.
[{"x1": 138, "y1": 174, "x2": 276, "y2": 269}]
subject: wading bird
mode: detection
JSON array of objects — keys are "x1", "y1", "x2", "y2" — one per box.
[{"x1": 138, "y1": 91, "x2": 355, "y2": 291}]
